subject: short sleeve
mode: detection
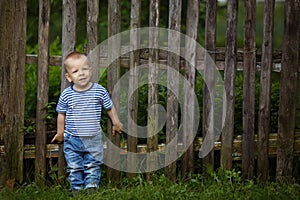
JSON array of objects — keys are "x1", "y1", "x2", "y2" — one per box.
[
  {"x1": 56, "y1": 92, "x2": 67, "y2": 113},
  {"x1": 101, "y1": 87, "x2": 113, "y2": 110}
]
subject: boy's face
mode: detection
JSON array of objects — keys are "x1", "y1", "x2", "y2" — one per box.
[{"x1": 65, "y1": 56, "x2": 92, "y2": 91}]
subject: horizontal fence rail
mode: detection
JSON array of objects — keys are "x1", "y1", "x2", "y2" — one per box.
[
  {"x1": 19, "y1": 132, "x2": 300, "y2": 160},
  {"x1": 25, "y1": 49, "x2": 300, "y2": 72}
]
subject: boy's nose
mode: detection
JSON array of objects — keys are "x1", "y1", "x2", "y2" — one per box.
[{"x1": 78, "y1": 69, "x2": 84, "y2": 75}]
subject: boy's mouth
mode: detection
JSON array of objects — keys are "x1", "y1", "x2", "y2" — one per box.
[{"x1": 79, "y1": 78, "x2": 86, "y2": 81}]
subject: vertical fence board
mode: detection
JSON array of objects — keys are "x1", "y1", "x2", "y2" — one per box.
[
  {"x1": 276, "y1": 0, "x2": 300, "y2": 184},
  {"x1": 242, "y1": 0, "x2": 256, "y2": 180},
  {"x1": 202, "y1": 0, "x2": 217, "y2": 173},
  {"x1": 86, "y1": 0, "x2": 99, "y2": 82},
  {"x1": 0, "y1": 1, "x2": 9, "y2": 145},
  {"x1": 61, "y1": 0, "x2": 76, "y2": 90},
  {"x1": 166, "y1": 0, "x2": 181, "y2": 182},
  {"x1": 16, "y1": 1, "x2": 27, "y2": 183},
  {"x1": 0, "y1": 0, "x2": 26, "y2": 186},
  {"x1": 11, "y1": 0, "x2": 26, "y2": 185},
  {"x1": 147, "y1": 0, "x2": 160, "y2": 181},
  {"x1": 182, "y1": 0, "x2": 199, "y2": 180},
  {"x1": 12, "y1": 0, "x2": 26, "y2": 184},
  {"x1": 35, "y1": 0, "x2": 50, "y2": 185},
  {"x1": 127, "y1": 0, "x2": 141, "y2": 178},
  {"x1": 257, "y1": 0, "x2": 274, "y2": 182},
  {"x1": 107, "y1": 0, "x2": 121, "y2": 183},
  {"x1": 60, "y1": 0, "x2": 77, "y2": 179},
  {"x1": 0, "y1": 1, "x2": 14, "y2": 187},
  {"x1": 0, "y1": 0, "x2": 10, "y2": 186},
  {"x1": 221, "y1": 0, "x2": 238, "y2": 170}
]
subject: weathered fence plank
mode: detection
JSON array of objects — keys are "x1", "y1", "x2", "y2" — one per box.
[
  {"x1": 242, "y1": 0, "x2": 256, "y2": 180},
  {"x1": 221, "y1": 0, "x2": 238, "y2": 171},
  {"x1": 61, "y1": 0, "x2": 76, "y2": 90},
  {"x1": 276, "y1": 0, "x2": 300, "y2": 184},
  {"x1": 12, "y1": 0, "x2": 26, "y2": 186},
  {"x1": 107, "y1": 0, "x2": 121, "y2": 183},
  {"x1": 59, "y1": 0, "x2": 77, "y2": 179},
  {"x1": 257, "y1": 0, "x2": 274, "y2": 183},
  {"x1": 182, "y1": 0, "x2": 199, "y2": 180},
  {"x1": 202, "y1": 0, "x2": 217, "y2": 173},
  {"x1": 166, "y1": 0, "x2": 182, "y2": 182},
  {"x1": 146, "y1": 0, "x2": 160, "y2": 181},
  {"x1": 35, "y1": 0, "x2": 51, "y2": 185},
  {"x1": 0, "y1": 0, "x2": 9, "y2": 186},
  {"x1": 0, "y1": 0, "x2": 26, "y2": 187},
  {"x1": 127, "y1": 0, "x2": 141, "y2": 178},
  {"x1": 86, "y1": 0, "x2": 99, "y2": 82}
]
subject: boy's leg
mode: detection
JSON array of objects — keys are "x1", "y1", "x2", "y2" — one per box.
[
  {"x1": 64, "y1": 134, "x2": 84, "y2": 190},
  {"x1": 82, "y1": 134, "x2": 103, "y2": 189}
]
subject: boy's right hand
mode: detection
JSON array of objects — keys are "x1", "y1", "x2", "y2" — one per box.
[{"x1": 51, "y1": 133, "x2": 64, "y2": 143}]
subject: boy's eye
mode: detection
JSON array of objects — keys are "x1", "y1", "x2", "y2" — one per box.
[{"x1": 72, "y1": 70, "x2": 78, "y2": 73}]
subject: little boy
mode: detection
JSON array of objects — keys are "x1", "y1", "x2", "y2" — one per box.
[{"x1": 51, "y1": 52, "x2": 122, "y2": 195}]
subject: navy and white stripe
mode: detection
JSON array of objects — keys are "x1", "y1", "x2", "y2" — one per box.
[{"x1": 56, "y1": 83, "x2": 113, "y2": 136}]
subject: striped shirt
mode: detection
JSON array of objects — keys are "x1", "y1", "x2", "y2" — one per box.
[{"x1": 56, "y1": 83, "x2": 113, "y2": 136}]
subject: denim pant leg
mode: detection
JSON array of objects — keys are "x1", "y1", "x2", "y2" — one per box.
[
  {"x1": 82, "y1": 134, "x2": 103, "y2": 189},
  {"x1": 64, "y1": 134, "x2": 84, "y2": 190}
]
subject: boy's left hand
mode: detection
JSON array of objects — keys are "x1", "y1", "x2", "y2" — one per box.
[{"x1": 112, "y1": 122, "x2": 123, "y2": 136}]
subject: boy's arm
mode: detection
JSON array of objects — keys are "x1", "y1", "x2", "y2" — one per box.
[
  {"x1": 51, "y1": 112, "x2": 66, "y2": 143},
  {"x1": 107, "y1": 106, "x2": 123, "y2": 135}
]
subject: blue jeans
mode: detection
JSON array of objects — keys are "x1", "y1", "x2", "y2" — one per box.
[{"x1": 64, "y1": 133, "x2": 103, "y2": 190}]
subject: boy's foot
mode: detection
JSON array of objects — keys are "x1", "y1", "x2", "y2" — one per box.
[
  {"x1": 69, "y1": 189, "x2": 81, "y2": 197},
  {"x1": 85, "y1": 187, "x2": 98, "y2": 195}
]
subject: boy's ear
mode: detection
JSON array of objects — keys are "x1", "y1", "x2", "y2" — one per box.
[{"x1": 65, "y1": 73, "x2": 72, "y2": 83}]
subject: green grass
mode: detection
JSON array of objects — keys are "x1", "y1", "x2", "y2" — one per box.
[{"x1": 1, "y1": 170, "x2": 300, "y2": 200}]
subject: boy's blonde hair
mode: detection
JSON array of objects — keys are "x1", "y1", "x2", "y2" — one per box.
[{"x1": 64, "y1": 52, "x2": 87, "y2": 72}]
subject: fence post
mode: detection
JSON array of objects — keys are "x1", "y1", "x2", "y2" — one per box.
[
  {"x1": 166, "y1": 0, "x2": 182, "y2": 182},
  {"x1": 182, "y1": 0, "x2": 199, "y2": 180},
  {"x1": 146, "y1": 0, "x2": 160, "y2": 181},
  {"x1": 221, "y1": 0, "x2": 238, "y2": 171},
  {"x1": 0, "y1": 0, "x2": 26, "y2": 188},
  {"x1": 59, "y1": 0, "x2": 77, "y2": 180},
  {"x1": 276, "y1": 0, "x2": 300, "y2": 184},
  {"x1": 127, "y1": 0, "x2": 141, "y2": 178},
  {"x1": 257, "y1": 0, "x2": 274, "y2": 183},
  {"x1": 107, "y1": 0, "x2": 121, "y2": 183},
  {"x1": 242, "y1": 0, "x2": 256, "y2": 180},
  {"x1": 86, "y1": 0, "x2": 99, "y2": 82},
  {"x1": 202, "y1": 0, "x2": 217, "y2": 174},
  {"x1": 35, "y1": 0, "x2": 51, "y2": 186}
]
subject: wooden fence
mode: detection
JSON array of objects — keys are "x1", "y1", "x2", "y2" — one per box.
[{"x1": 0, "y1": 0, "x2": 300, "y2": 187}]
